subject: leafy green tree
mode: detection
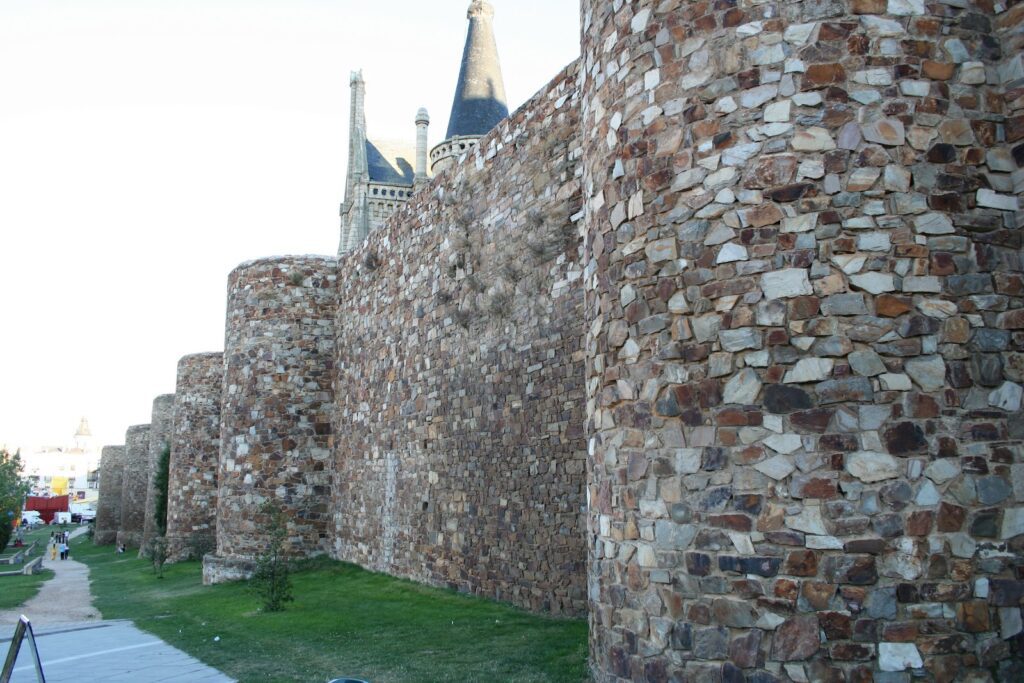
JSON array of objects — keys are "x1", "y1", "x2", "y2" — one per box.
[
  {"x1": 152, "y1": 444, "x2": 171, "y2": 535},
  {"x1": 0, "y1": 449, "x2": 31, "y2": 552},
  {"x1": 250, "y1": 500, "x2": 294, "y2": 612}
]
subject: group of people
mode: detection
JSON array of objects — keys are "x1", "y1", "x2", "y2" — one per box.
[{"x1": 48, "y1": 530, "x2": 71, "y2": 561}]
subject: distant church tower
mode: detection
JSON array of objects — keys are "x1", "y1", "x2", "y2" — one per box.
[
  {"x1": 338, "y1": 1, "x2": 509, "y2": 255},
  {"x1": 73, "y1": 416, "x2": 93, "y2": 451},
  {"x1": 430, "y1": 0, "x2": 508, "y2": 174},
  {"x1": 337, "y1": 71, "x2": 428, "y2": 255}
]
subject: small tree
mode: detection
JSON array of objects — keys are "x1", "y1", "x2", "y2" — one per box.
[
  {"x1": 250, "y1": 500, "x2": 293, "y2": 612},
  {"x1": 0, "y1": 449, "x2": 30, "y2": 553},
  {"x1": 146, "y1": 536, "x2": 168, "y2": 578}
]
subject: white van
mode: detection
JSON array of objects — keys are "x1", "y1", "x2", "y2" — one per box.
[{"x1": 20, "y1": 511, "x2": 41, "y2": 525}]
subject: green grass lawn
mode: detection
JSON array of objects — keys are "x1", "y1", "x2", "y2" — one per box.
[
  {"x1": 74, "y1": 536, "x2": 588, "y2": 683},
  {"x1": 0, "y1": 570, "x2": 54, "y2": 610}
]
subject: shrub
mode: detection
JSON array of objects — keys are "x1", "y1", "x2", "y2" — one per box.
[
  {"x1": 187, "y1": 533, "x2": 215, "y2": 561},
  {"x1": 250, "y1": 501, "x2": 293, "y2": 612},
  {"x1": 146, "y1": 536, "x2": 168, "y2": 578}
]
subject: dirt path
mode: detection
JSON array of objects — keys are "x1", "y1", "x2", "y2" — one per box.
[{"x1": 0, "y1": 527, "x2": 101, "y2": 629}]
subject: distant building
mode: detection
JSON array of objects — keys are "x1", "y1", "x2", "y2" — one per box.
[
  {"x1": 20, "y1": 417, "x2": 101, "y2": 501},
  {"x1": 337, "y1": 0, "x2": 509, "y2": 254}
]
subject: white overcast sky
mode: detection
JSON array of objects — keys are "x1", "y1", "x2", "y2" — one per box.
[{"x1": 0, "y1": 0, "x2": 580, "y2": 453}]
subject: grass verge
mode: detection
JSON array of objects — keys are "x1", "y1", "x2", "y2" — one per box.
[
  {"x1": 74, "y1": 537, "x2": 588, "y2": 682},
  {"x1": 0, "y1": 570, "x2": 55, "y2": 610}
]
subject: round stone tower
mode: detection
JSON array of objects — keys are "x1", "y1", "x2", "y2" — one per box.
[
  {"x1": 166, "y1": 352, "x2": 224, "y2": 563},
  {"x1": 141, "y1": 393, "x2": 175, "y2": 553},
  {"x1": 117, "y1": 424, "x2": 151, "y2": 549},
  {"x1": 580, "y1": 0, "x2": 1023, "y2": 680},
  {"x1": 95, "y1": 445, "x2": 126, "y2": 545},
  {"x1": 203, "y1": 256, "x2": 338, "y2": 584}
]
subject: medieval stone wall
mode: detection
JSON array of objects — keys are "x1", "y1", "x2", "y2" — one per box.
[
  {"x1": 580, "y1": 0, "x2": 1023, "y2": 680},
  {"x1": 203, "y1": 256, "x2": 338, "y2": 584},
  {"x1": 141, "y1": 393, "x2": 175, "y2": 552},
  {"x1": 333, "y1": 61, "x2": 589, "y2": 615},
  {"x1": 166, "y1": 352, "x2": 223, "y2": 563},
  {"x1": 95, "y1": 445, "x2": 125, "y2": 545},
  {"x1": 117, "y1": 424, "x2": 151, "y2": 548}
]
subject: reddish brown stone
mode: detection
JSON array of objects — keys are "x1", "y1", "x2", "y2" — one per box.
[
  {"x1": 709, "y1": 514, "x2": 753, "y2": 531},
  {"x1": 790, "y1": 408, "x2": 836, "y2": 433},
  {"x1": 937, "y1": 502, "x2": 967, "y2": 532},
  {"x1": 770, "y1": 578, "x2": 797, "y2": 601},
  {"x1": 785, "y1": 550, "x2": 819, "y2": 577},
  {"x1": 788, "y1": 296, "x2": 820, "y2": 320},
  {"x1": 923, "y1": 60, "x2": 956, "y2": 80},
  {"x1": 829, "y1": 643, "x2": 874, "y2": 661},
  {"x1": 957, "y1": 601, "x2": 991, "y2": 632},
  {"x1": 876, "y1": 295, "x2": 912, "y2": 317},
  {"x1": 850, "y1": 0, "x2": 886, "y2": 13},
  {"x1": 906, "y1": 510, "x2": 934, "y2": 536},
  {"x1": 883, "y1": 622, "x2": 919, "y2": 642},
  {"x1": 820, "y1": 611, "x2": 853, "y2": 640},
  {"x1": 772, "y1": 615, "x2": 821, "y2": 661},
  {"x1": 804, "y1": 63, "x2": 846, "y2": 87},
  {"x1": 802, "y1": 582, "x2": 837, "y2": 610}
]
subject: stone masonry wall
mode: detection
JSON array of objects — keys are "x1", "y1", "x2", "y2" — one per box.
[
  {"x1": 333, "y1": 61, "x2": 589, "y2": 615},
  {"x1": 580, "y1": 0, "x2": 1023, "y2": 680},
  {"x1": 166, "y1": 352, "x2": 223, "y2": 563},
  {"x1": 95, "y1": 445, "x2": 126, "y2": 545},
  {"x1": 141, "y1": 393, "x2": 175, "y2": 553},
  {"x1": 204, "y1": 256, "x2": 338, "y2": 584},
  {"x1": 117, "y1": 424, "x2": 151, "y2": 548}
]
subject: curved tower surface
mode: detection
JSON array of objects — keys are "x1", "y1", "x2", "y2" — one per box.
[{"x1": 580, "y1": 0, "x2": 1023, "y2": 680}]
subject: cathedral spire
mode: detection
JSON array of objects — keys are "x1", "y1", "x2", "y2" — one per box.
[{"x1": 445, "y1": 0, "x2": 508, "y2": 139}]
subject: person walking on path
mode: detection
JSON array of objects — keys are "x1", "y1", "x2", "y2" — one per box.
[
  {"x1": 0, "y1": 526, "x2": 101, "y2": 627},
  {"x1": 49, "y1": 539, "x2": 57, "y2": 560},
  {"x1": 59, "y1": 540, "x2": 67, "y2": 560}
]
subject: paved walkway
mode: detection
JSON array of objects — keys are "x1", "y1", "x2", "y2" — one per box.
[
  {"x1": 3, "y1": 620, "x2": 233, "y2": 682},
  {"x1": 0, "y1": 530, "x2": 101, "y2": 627},
  {"x1": 0, "y1": 528, "x2": 233, "y2": 682}
]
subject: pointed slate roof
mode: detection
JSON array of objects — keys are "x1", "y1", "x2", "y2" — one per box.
[
  {"x1": 445, "y1": 1, "x2": 509, "y2": 139},
  {"x1": 365, "y1": 139, "x2": 416, "y2": 186}
]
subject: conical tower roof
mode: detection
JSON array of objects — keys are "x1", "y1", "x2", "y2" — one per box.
[{"x1": 445, "y1": 1, "x2": 509, "y2": 139}]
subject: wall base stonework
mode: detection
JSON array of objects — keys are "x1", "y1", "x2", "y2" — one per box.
[{"x1": 201, "y1": 554, "x2": 255, "y2": 585}]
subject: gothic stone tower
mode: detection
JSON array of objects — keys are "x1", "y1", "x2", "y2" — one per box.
[{"x1": 580, "y1": 0, "x2": 1023, "y2": 680}]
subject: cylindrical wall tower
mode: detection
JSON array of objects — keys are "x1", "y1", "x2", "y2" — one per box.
[
  {"x1": 141, "y1": 393, "x2": 175, "y2": 553},
  {"x1": 95, "y1": 445, "x2": 125, "y2": 545},
  {"x1": 203, "y1": 256, "x2": 338, "y2": 584},
  {"x1": 117, "y1": 424, "x2": 150, "y2": 549},
  {"x1": 581, "y1": 0, "x2": 1023, "y2": 680},
  {"x1": 166, "y1": 352, "x2": 224, "y2": 563}
]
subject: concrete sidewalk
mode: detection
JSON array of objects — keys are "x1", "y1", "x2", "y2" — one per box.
[{"x1": 2, "y1": 620, "x2": 234, "y2": 682}]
